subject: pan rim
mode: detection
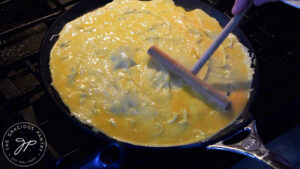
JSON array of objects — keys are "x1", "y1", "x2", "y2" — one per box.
[{"x1": 39, "y1": 0, "x2": 259, "y2": 149}]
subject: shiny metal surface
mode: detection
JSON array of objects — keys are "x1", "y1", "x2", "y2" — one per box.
[
  {"x1": 281, "y1": 0, "x2": 300, "y2": 9},
  {"x1": 208, "y1": 121, "x2": 295, "y2": 169}
]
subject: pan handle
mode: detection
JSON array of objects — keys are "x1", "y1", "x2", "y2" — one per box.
[{"x1": 207, "y1": 121, "x2": 295, "y2": 169}]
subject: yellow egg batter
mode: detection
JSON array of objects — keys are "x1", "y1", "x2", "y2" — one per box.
[{"x1": 50, "y1": 0, "x2": 253, "y2": 146}]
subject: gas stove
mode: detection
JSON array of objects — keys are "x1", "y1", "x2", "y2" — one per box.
[{"x1": 0, "y1": 0, "x2": 299, "y2": 168}]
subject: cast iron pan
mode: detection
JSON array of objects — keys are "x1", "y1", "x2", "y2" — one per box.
[{"x1": 39, "y1": 0, "x2": 293, "y2": 168}]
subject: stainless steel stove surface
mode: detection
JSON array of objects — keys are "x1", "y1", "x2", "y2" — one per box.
[{"x1": 0, "y1": 0, "x2": 300, "y2": 169}]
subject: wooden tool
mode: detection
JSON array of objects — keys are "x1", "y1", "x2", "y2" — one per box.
[
  {"x1": 148, "y1": 46, "x2": 231, "y2": 111},
  {"x1": 147, "y1": 3, "x2": 251, "y2": 111},
  {"x1": 191, "y1": 6, "x2": 250, "y2": 74}
]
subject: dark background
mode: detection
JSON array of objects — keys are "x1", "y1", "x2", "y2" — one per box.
[{"x1": 0, "y1": 0, "x2": 300, "y2": 168}]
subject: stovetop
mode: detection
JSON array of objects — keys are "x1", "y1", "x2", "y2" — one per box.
[{"x1": 0, "y1": 0, "x2": 300, "y2": 169}]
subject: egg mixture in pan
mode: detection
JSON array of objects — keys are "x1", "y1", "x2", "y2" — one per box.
[{"x1": 50, "y1": 0, "x2": 253, "y2": 146}]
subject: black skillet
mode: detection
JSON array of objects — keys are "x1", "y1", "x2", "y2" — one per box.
[{"x1": 40, "y1": 0, "x2": 294, "y2": 168}]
